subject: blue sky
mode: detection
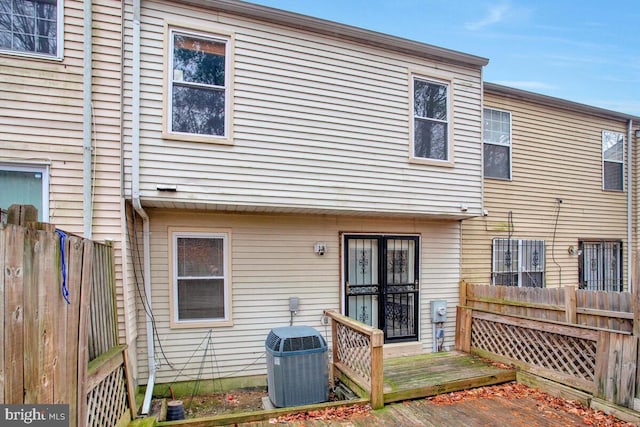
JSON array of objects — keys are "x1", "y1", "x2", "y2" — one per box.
[{"x1": 247, "y1": 0, "x2": 640, "y2": 116}]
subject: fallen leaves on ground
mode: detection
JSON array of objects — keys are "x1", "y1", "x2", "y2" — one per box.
[
  {"x1": 270, "y1": 404, "x2": 371, "y2": 423},
  {"x1": 426, "y1": 382, "x2": 634, "y2": 427}
]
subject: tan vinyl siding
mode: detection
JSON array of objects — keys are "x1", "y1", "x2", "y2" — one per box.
[
  {"x1": 0, "y1": 0, "x2": 131, "y2": 356},
  {"x1": 462, "y1": 90, "x2": 630, "y2": 289},
  {"x1": 136, "y1": 210, "x2": 461, "y2": 383},
  {"x1": 122, "y1": 0, "x2": 483, "y2": 217}
]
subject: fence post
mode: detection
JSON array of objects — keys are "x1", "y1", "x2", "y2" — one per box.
[
  {"x1": 455, "y1": 306, "x2": 472, "y2": 352},
  {"x1": 7, "y1": 205, "x2": 38, "y2": 226},
  {"x1": 459, "y1": 280, "x2": 468, "y2": 307},
  {"x1": 565, "y1": 285, "x2": 577, "y2": 324},
  {"x1": 370, "y1": 329, "x2": 384, "y2": 410}
]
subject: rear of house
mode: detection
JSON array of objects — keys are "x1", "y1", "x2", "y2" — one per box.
[
  {"x1": 121, "y1": 0, "x2": 487, "y2": 390},
  {"x1": 462, "y1": 83, "x2": 640, "y2": 291}
]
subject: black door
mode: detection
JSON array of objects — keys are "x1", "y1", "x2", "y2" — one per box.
[{"x1": 344, "y1": 235, "x2": 419, "y2": 343}]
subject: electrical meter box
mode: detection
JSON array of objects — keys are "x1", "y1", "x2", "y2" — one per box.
[{"x1": 430, "y1": 300, "x2": 447, "y2": 323}]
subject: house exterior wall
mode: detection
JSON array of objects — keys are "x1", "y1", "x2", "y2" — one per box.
[
  {"x1": 0, "y1": 1, "x2": 133, "y2": 359},
  {"x1": 135, "y1": 209, "x2": 461, "y2": 383},
  {"x1": 462, "y1": 87, "x2": 634, "y2": 289},
  {"x1": 122, "y1": 0, "x2": 485, "y2": 218}
]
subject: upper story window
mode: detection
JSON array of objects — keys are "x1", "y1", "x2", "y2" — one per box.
[
  {"x1": 170, "y1": 230, "x2": 232, "y2": 328},
  {"x1": 0, "y1": 164, "x2": 49, "y2": 223},
  {"x1": 0, "y1": 0, "x2": 62, "y2": 58},
  {"x1": 492, "y1": 238, "x2": 545, "y2": 288},
  {"x1": 168, "y1": 29, "x2": 229, "y2": 140},
  {"x1": 483, "y1": 108, "x2": 511, "y2": 179},
  {"x1": 602, "y1": 130, "x2": 624, "y2": 191},
  {"x1": 412, "y1": 76, "x2": 450, "y2": 162}
]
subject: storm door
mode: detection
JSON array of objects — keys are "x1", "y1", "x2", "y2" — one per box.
[{"x1": 344, "y1": 235, "x2": 419, "y2": 343}]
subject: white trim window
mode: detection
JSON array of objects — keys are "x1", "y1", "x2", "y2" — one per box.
[
  {"x1": 412, "y1": 76, "x2": 450, "y2": 161},
  {"x1": 168, "y1": 29, "x2": 229, "y2": 138},
  {"x1": 171, "y1": 231, "x2": 231, "y2": 326},
  {"x1": 483, "y1": 108, "x2": 511, "y2": 179},
  {"x1": 0, "y1": 164, "x2": 49, "y2": 223},
  {"x1": 602, "y1": 130, "x2": 624, "y2": 191},
  {"x1": 492, "y1": 238, "x2": 545, "y2": 288},
  {"x1": 0, "y1": 0, "x2": 63, "y2": 58}
]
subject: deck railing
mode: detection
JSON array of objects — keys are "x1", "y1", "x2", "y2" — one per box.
[
  {"x1": 323, "y1": 310, "x2": 384, "y2": 409},
  {"x1": 456, "y1": 305, "x2": 637, "y2": 408}
]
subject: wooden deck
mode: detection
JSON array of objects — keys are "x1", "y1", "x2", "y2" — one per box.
[{"x1": 382, "y1": 350, "x2": 516, "y2": 403}]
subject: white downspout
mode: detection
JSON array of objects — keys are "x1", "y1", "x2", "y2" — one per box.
[
  {"x1": 627, "y1": 119, "x2": 633, "y2": 292},
  {"x1": 83, "y1": 0, "x2": 93, "y2": 238},
  {"x1": 131, "y1": 0, "x2": 156, "y2": 415}
]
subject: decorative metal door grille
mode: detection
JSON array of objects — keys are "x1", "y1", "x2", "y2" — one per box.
[
  {"x1": 344, "y1": 235, "x2": 419, "y2": 343},
  {"x1": 579, "y1": 241, "x2": 622, "y2": 292}
]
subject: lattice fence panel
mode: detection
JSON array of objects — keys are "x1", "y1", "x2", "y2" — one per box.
[
  {"x1": 471, "y1": 318, "x2": 597, "y2": 382},
  {"x1": 335, "y1": 322, "x2": 372, "y2": 383},
  {"x1": 86, "y1": 365, "x2": 129, "y2": 427}
]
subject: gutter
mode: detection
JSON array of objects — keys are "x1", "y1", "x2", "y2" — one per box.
[
  {"x1": 627, "y1": 120, "x2": 633, "y2": 292},
  {"x1": 131, "y1": 0, "x2": 156, "y2": 415},
  {"x1": 83, "y1": 0, "x2": 93, "y2": 238}
]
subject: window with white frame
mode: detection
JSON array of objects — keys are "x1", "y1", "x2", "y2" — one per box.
[
  {"x1": 0, "y1": 164, "x2": 49, "y2": 223},
  {"x1": 0, "y1": 0, "x2": 62, "y2": 58},
  {"x1": 168, "y1": 29, "x2": 228, "y2": 138},
  {"x1": 579, "y1": 240, "x2": 622, "y2": 292},
  {"x1": 172, "y1": 231, "x2": 230, "y2": 325},
  {"x1": 483, "y1": 108, "x2": 511, "y2": 179},
  {"x1": 492, "y1": 238, "x2": 545, "y2": 287},
  {"x1": 412, "y1": 77, "x2": 450, "y2": 161},
  {"x1": 602, "y1": 130, "x2": 624, "y2": 191}
]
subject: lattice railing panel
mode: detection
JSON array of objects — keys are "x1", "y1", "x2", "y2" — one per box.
[
  {"x1": 335, "y1": 322, "x2": 372, "y2": 383},
  {"x1": 471, "y1": 318, "x2": 597, "y2": 382},
  {"x1": 86, "y1": 365, "x2": 129, "y2": 427}
]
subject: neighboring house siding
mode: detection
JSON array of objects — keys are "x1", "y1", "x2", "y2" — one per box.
[
  {"x1": 462, "y1": 89, "x2": 630, "y2": 288},
  {"x1": 0, "y1": 0, "x2": 131, "y2": 354},
  {"x1": 135, "y1": 210, "x2": 461, "y2": 382},
  {"x1": 0, "y1": 1, "x2": 84, "y2": 232},
  {"x1": 122, "y1": 0, "x2": 483, "y2": 217}
]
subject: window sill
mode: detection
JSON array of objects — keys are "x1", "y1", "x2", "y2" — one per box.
[
  {"x1": 163, "y1": 131, "x2": 234, "y2": 146},
  {"x1": 0, "y1": 49, "x2": 63, "y2": 62},
  {"x1": 170, "y1": 319, "x2": 233, "y2": 329},
  {"x1": 409, "y1": 156, "x2": 455, "y2": 168}
]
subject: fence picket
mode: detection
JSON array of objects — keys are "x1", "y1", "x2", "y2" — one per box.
[{"x1": 4, "y1": 225, "x2": 25, "y2": 403}]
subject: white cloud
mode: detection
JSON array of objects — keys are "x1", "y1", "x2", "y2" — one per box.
[{"x1": 465, "y1": 3, "x2": 510, "y2": 31}]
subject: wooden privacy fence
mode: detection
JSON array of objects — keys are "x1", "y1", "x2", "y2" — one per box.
[
  {"x1": 460, "y1": 281, "x2": 633, "y2": 332},
  {"x1": 1, "y1": 216, "x2": 134, "y2": 427},
  {"x1": 323, "y1": 309, "x2": 384, "y2": 409},
  {"x1": 457, "y1": 282, "x2": 637, "y2": 408}
]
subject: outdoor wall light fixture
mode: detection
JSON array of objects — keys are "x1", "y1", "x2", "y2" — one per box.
[
  {"x1": 568, "y1": 245, "x2": 582, "y2": 256},
  {"x1": 635, "y1": 129, "x2": 640, "y2": 138},
  {"x1": 314, "y1": 242, "x2": 327, "y2": 256}
]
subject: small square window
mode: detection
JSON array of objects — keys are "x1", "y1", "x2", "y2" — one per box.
[
  {"x1": 492, "y1": 238, "x2": 545, "y2": 287},
  {"x1": 0, "y1": 0, "x2": 62, "y2": 58},
  {"x1": 0, "y1": 164, "x2": 49, "y2": 223}
]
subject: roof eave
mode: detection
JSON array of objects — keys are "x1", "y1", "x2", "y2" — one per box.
[
  {"x1": 171, "y1": 0, "x2": 489, "y2": 68},
  {"x1": 484, "y1": 82, "x2": 640, "y2": 122}
]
